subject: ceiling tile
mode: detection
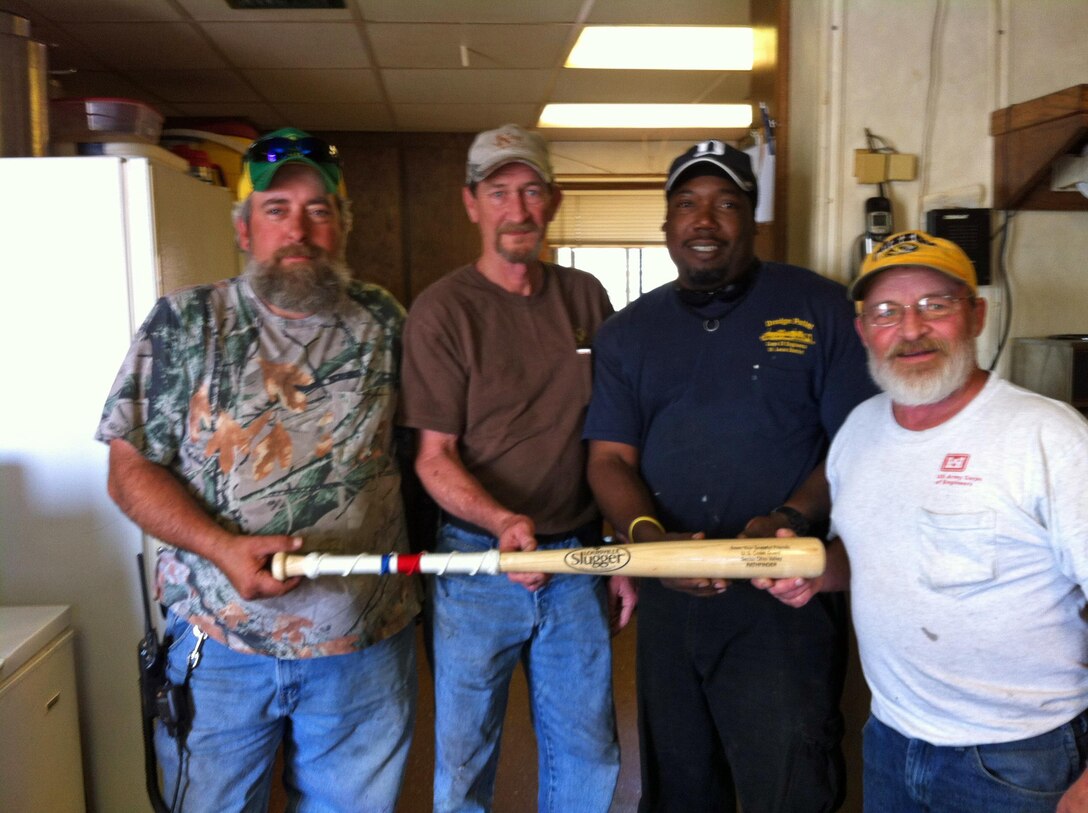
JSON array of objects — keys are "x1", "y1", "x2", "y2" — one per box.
[
  {"x1": 393, "y1": 103, "x2": 541, "y2": 132},
  {"x1": 177, "y1": 0, "x2": 353, "y2": 22},
  {"x1": 133, "y1": 70, "x2": 262, "y2": 103},
  {"x1": 60, "y1": 23, "x2": 229, "y2": 69},
  {"x1": 367, "y1": 23, "x2": 572, "y2": 69},
  {"x1": 357, "y1": 0, "x2": 587, "y2": 24},
  {"x1": 2, "y1": 0, "x2": 777, "y2": 142},
  {"x1": 169, "y1": 101, "x2": 283, "y2": 130},
  {"x1": 549, "y1": 140, "x2": 696, "y2": 176},
  {"x1": 541, "y1": 125, "x2": 750, "y2": 143},
  {"x1": 551, "y1": 70, "x2": 751, "y2": 104},
  {"x1": 6, "y1": 0, "x2": 184, "y2": 23},
  {"x1": 50, "y1": 70, "x2": 164, "y2": 105},
  {"x1": 585, "y1": 0, "x2": 750, "y2": 25},
  {"x1": 244, "y1": 69, "x2": 384, "y2": 103},
  {"x1": 274, "y1": 102, "x2": 395, "y2": 131},
  {"x1": 202, "y1": 22, "x2": 370, "y2": 69},
  {"x1": 381, "y1": 69, "x2": 552, "y2": 105},
  {"x1": 25, "y1": 22, "x2": 109, "y2": 72}
]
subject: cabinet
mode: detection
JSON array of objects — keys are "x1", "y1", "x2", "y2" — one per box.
[
  {"x1": 991, "y1": 84, "x2": 1088, "y2": 210},
  {"x1": 0, "y1": 606, "x2": 86, "y2": 812}
]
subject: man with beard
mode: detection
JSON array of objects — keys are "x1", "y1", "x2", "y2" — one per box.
[
  {"x1": 583, "y1": 140, "x2": 876, "y2": 812},
  {"x1": 760, "y1": 231, "x2": 1088, "y2": 813},
  {"x1": 96, "y1": 128, "x2": 421, "y2": 811},
  {"x1": 399, "y1": 124, "x2": 628, "y2": 812}
]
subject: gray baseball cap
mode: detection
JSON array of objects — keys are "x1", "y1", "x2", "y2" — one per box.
[{"x1": 466, "y1": 124, "x2": 554, "y2": 185}]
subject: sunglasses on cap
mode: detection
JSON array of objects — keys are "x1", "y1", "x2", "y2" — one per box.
[
  {"x1": 245, "y1": 135, "x2": 341, "y2": 168},
  {"x1": 238, "y1": 133, "x2": 345, "y2": 199}
]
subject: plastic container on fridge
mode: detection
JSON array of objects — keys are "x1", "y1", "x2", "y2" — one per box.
[{"x1": 49, "y1": 97, "x2": 164, "y2": 145}]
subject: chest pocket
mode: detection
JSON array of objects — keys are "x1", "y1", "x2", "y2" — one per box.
[{"x1": 917, "y1": 508, "x2": 997, "y2": 593}]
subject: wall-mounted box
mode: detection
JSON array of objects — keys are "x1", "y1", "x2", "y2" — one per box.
[
  {"x1": 887, "y1": 153, "x2": 917, "y2": 181},
  {"x1": 854, "y1": 150, "x2": 887, "y2": 183}
]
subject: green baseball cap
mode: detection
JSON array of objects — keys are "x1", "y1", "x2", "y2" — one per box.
[{"x1": 238, "y1": 127, "x2": 343, "y2": 200}]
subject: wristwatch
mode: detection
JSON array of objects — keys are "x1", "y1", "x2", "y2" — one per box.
[{"x1": 772, "y1": 505, "x2": 811, "y2": 536}]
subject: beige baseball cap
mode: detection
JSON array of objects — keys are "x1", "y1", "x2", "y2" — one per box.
[{"x1": 465, "y1": 124, "x2": 554, "y2": 185}]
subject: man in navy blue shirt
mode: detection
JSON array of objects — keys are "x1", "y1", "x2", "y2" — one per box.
[{"x1": 584, "y1": 140, "x2": 876, "y2": 813}]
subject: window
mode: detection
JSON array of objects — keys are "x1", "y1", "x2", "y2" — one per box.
[
  {"x1": 554, "y1": 246, "x2": 674, "y2": 309},
  {"x1": 550, "y1": 187, "x2": 674, "y2": 309}
]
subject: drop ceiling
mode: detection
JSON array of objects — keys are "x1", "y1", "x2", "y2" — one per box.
[{"x1": 5, "y1": 0, "x2": 763, "y2": 141}]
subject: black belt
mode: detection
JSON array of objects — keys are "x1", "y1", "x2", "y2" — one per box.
[{"x1": 442, "y1": 513, "x2": 600, "y2": 545}]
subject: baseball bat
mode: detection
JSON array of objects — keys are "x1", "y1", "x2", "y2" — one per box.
[{"x1": 270, "y1": 537, "x2": 825, "y2": 581}]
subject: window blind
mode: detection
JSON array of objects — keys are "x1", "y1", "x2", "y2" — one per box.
[{"x1": 548, "y1": 188, "x2": 667, "y2": 246}]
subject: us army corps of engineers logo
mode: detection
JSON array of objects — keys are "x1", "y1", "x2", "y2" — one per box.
[{"x1": 759, "y1": 318, "x2": 815, "y2": 355}]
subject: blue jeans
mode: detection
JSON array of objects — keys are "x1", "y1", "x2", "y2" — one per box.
[
  {"x1": 863, "y1": 712, "x2": 1088, "y2": 813},
  {"x1": 156, "y1": 612, "x2": 417, "y2": 813},
  {"x1": 429, "y1": 522, "x2": 620, "y2": 813}
]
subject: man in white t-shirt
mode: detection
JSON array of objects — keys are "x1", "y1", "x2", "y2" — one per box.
[{"x1": 757, "y1": 231, "x2": 1088, "y2": 813}]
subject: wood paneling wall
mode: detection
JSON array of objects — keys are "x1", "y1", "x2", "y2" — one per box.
[{"x1": 316, "y1": 131, "x2": 479, "y2": 308}]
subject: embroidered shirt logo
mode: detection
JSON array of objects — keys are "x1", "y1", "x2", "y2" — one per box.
[
  {"x1": 759, "y1": 318, "x2": 815, "y2": 356},
  {"x1": 935, "y1": 453, "x2": 980, "y2": 486}
]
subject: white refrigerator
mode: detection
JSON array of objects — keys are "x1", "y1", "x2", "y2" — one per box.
[{"x1": 0, "y1": 155, "x2": 238, "y2": 812}]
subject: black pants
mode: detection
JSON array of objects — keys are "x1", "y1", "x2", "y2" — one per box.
[{"x1": 636, "y1": 580, "x2": 849, "y2": 813}]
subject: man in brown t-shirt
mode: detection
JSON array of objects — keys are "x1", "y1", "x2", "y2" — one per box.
[{"x1": 400, "y1": 124, "x2": 634, "y2": 813}]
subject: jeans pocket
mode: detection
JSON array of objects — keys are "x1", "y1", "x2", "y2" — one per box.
[
  {"x1": 973, "y1": 723, "x2": 1081, "y2": 793},
  {"x1": 162, "y1": 612, "x2": 197, "y2": 681}
]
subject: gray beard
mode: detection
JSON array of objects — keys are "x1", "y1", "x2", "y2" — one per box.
[
  {"x1": 495, "y1": 224, "x2": 543, "y2": 265},
  {"x1": 868, "y1": 336, "x2": 977, "y2": 406},
  {"x1": 244, "y1": 248, "x2": 351, "y2": 315}
]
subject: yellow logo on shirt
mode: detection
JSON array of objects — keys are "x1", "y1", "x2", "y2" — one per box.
[{"x1": 760, "y1": 318, "x2": 815, "y2": 355}]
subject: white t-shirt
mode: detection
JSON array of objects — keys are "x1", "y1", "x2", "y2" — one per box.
[{"x1": 828, "y1": 375, "x2": 1088, "y2": 745}]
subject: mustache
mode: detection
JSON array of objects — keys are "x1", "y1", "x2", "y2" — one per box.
[
  {"x1": 883, "y1": 338, "x2": 947, "y2": 360},
  {"x1": 272, "y1": 244, "x2": 324, "y2": 262},
  {"x1": 497, "y1": 222, "x2": 540, "y2": 236}
]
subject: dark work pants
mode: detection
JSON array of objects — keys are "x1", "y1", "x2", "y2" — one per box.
[{"x1": 636, "y1": 580, "x2": 848, "y2": 813}]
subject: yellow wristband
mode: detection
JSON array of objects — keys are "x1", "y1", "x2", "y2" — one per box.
[{"x1": 628, "y1": 515, "x2": 665, "y2": 541}]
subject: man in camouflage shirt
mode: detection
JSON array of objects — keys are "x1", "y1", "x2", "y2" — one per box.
[{"x1": 97, "y1": 128, "x2": 421, "y2": 812}]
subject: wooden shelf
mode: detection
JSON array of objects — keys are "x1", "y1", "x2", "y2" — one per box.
[{"x1": 991, "y1": 84, "x2": 1088, "y2": 210}]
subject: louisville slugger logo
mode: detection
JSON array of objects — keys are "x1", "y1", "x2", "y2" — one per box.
[{"x1": 564, "y1": 546, "x2": 632, "y2": 572}]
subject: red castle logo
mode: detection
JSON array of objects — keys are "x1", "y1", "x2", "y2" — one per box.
[{"x1": 940, "y1": 454, "x2": 970, "y2": 472}]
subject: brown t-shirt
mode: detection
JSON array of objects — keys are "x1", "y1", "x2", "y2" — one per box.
[{"x1": 400, "y1": 263, "x2": 613, "y2": 534}]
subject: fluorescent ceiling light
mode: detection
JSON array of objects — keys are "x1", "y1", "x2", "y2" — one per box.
[
  {"x1": 566, "y1": 26, "x2": 754, "y2": 71},
  {"x1": 539, "y1": 104, "x2": 753, "y2": 129}
]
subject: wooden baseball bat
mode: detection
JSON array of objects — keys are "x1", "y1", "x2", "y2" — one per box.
[{"x1": 271, "y1": 537, "x2": 825, "y2": 581}]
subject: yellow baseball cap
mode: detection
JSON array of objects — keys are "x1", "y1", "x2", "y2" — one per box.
[{"x1": 851, "y1": 230, "x2": 978, "y2": 300}]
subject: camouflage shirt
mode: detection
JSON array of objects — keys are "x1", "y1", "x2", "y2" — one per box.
[{"x1": 97, "y1": 276, "x2": 421, "y2": 658}]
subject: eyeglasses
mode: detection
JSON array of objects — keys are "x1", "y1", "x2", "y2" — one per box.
[
  {"x1": 863, "y1": 295, "x2": 972, "y2": 327},
  {"x1": 245, "y1": 136, "x2": 340, "y2": 169}
]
